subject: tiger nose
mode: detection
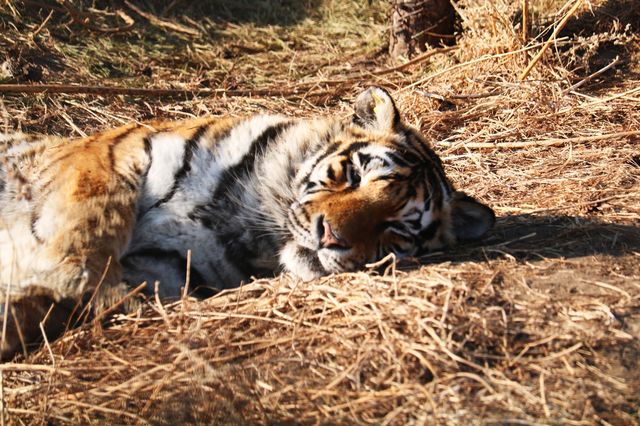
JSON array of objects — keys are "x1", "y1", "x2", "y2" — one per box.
[{"x1": 319, "y1": 219, "x2": 350, "y2": 250}]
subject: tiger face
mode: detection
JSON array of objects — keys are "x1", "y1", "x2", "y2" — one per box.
[{"x1": 280, "y1": 87, "x2": 495, "y2": 279}]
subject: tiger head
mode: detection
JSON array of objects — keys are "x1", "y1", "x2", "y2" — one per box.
[{"x1": 281, "y1": 87, "x2": 495, "y2": 280}]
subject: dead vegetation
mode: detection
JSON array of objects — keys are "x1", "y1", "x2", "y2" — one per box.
[{"x1": 1, "y1": 0, "x2": 639, "y2": 424}]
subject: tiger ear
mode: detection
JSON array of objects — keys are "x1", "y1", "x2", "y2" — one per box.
[
  {"x1": 353, "y1": 87, "x2": 401, "y2": 131},
  {"x1": 450, "y1": 192, "x2": 495, "y2": 241}
]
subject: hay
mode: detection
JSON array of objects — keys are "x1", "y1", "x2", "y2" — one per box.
[
  {"x1": 1, "y1": 0, "x2": 639, "y2": 424},
  {"x1": 5, "y1": 257, "x2": 640, "y2": 424}
]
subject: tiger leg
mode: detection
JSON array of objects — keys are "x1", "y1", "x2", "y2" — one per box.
[{"x1": 0, "y1": 140, "x2": 144, "y2": 359}]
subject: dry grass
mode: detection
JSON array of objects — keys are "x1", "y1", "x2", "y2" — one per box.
[{"x1": 1, "y1": 0, "x2": 639, "y2": 424}]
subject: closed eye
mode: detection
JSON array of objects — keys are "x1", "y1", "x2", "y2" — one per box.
[
  {"x1": 303, "y1": 180, "x2": 332, "y2": 196},
  {"x1": 380, "y1": 237, "x2": 415, "y2": 257}
]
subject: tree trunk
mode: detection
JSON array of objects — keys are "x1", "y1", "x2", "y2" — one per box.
[{"x1": 389, "y1": 0, "x2": 456, "y2": 59}]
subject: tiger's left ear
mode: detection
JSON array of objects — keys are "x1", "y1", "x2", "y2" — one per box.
[
  {"x1": 353, "y1": 87, "x2": 401, "y2": 131},
  {"x1": 450, "y1": 192, "x2": 495, "y2": 241}
]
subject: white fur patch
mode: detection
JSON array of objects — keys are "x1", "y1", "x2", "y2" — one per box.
[
  {"x1": 279, "y1": 242, "x2": 321, "y2": 282},
  {"x1": 0, "y1": 213, "x2": 57, "y2": 291},
  {"x1": 214, "y1": 115, "x2": 285, "y2": 169},
  {"x1": 140, "y1": 133, "x2": 187, "y2": 210},
  {"x1": 420, "y1": 209, "x2": 434, "y2": 228}
]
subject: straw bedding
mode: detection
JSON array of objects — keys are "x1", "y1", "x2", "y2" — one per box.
[{"x1": 1, "y1": 0, "x2": 639, "y2": 424}]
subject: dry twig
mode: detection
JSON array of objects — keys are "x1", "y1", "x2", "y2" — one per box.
[
  {"x1": 562, "y1": 56, "x2": 621, "y2": 94},
  {"x1": 436, "y1": 130, "x2": 640, "y2": 149},
  {"x1": 0, "y1": 83, "x2": 313, "y2": 99},
  {"x1": 519, "y1": 0, "x2": 583, "y2": 80},
  {"x1": 123, "y1": 0, "x2": 200, "y2": 36}
]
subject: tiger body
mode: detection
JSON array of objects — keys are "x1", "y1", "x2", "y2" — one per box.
[{"x1": 0, "y1": 88, "x2": 494, "y2": 358}]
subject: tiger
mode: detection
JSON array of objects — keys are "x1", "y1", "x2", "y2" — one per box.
[{"x1": 0, "y1": 87, "x2": 494, "y2": 359}]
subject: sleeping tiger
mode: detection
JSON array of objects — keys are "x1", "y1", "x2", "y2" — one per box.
[{"x1": 0, "y1": 87, "x2": 494, "y2": 359}]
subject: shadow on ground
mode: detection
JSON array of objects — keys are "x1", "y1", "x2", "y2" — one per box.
[
  {"x1": 532, "y1": 0, "x2": 640, "y2": 85},
  {"x1": 81, "y1": 0, "x2": 320, "y2": 27},
  {"x1": 419, "y1": 213, "x2": 640, "y2": 264},
  {"x1": 174, "y1": 0, "x2": 321, "y2": 26}
]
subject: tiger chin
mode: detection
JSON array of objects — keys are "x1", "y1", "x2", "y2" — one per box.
[{"x1": 0, "y1": 87, "x2": 494, "y2": 359}]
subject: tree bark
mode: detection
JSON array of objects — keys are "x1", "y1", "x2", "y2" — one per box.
[{"x1": 389, "y1": 0, "x2": 456, "y2": 59}]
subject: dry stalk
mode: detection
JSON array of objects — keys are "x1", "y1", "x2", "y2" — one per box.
[
  {"x1": 74, "y1": 257, "x2": 112, "y2": 327},
  {"x1": 372, "y1": 46, "x2": 458, "y2": 76},
  {"x1": 563, "y1": 56, "x2": 621, "y2": 94},
  {"x1": 123, "y1": 0, "x2": 200, "y2": 36},
  {"x1": 182, "y1": 249, "x2": 192, "y2": 301},
  {"x1": 91, "y1": 282, "x2": 147, "y2": 325},
  {"x1": 436, "y1": 130, "x2": 640, "y2": 149},
  {"x1": 558, "y1": 85, "x2": 640, "y2": 113},
  {"x1": 0, "y1": 370, "x2": 4, "y2": 426},
  {"x1": 521, "y1": 0, "x2": 529, "y2": 42},
  {"x1": 0, "y1": 363, "x2": 71, "y2": 374},
  {"x1": 401, "y1": 39, "x2": 568, "y2": 92},
  {"x1": 37, "y1": 304, "x2": 56, "y2": 366},
  {"x1": 519, "y1": 0, "x2": 583, "y2": 80},
  {"x1": 0, "y1": 83, "x2": 308, "y2": 99},
  {"x1": 31, "y1": 9, "x2": 54, "y2": 37}
]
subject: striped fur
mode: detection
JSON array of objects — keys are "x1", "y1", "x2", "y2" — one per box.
[{"x1": 0, "y1": 87, "x2": 494, "y2": 358}]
